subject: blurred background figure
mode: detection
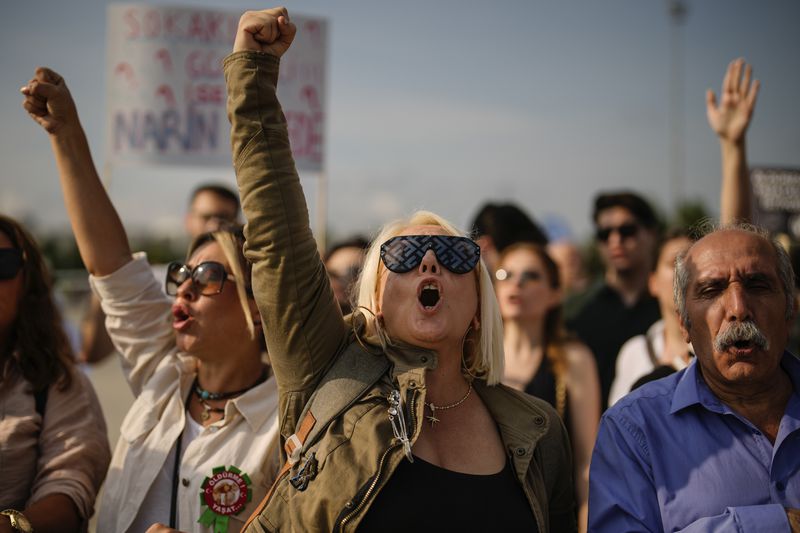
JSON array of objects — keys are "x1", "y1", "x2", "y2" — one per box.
[
  {"x1": 184, "y1": 183, "x2": 241, "y2": 238},
  {"x1": 547, "y1": 239, "x2": 589, "y2": 298},
  {"x1": 324, "y1": 236, "x2": 368, "y2": 315},
  {"x1": 566, "y1": 191, "x2": 661, "y2": 410},
  {"x1": 0, "y1": 214, "x2": 110, "y2": 533},
  {"x1": 495, "y1": 242, "x2": 600, "y2": 533},
  {"x1": 608, "y1": 228, "x2": 693, "y2": 405},
  {"x1": 470, "y1": 202, "x2": 548, "y2": 275}
]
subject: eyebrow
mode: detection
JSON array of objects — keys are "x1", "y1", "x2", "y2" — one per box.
[{"x1": 693, "y1": 271, "x2": 776, "y2": 291}]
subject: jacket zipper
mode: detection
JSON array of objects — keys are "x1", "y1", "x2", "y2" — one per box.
[
  {"x1": 337, "y1": 441, "x2": 401, "y2": 530},
  {"x1": 337, "y1": 386, "x2": 419, "y2": 531}
]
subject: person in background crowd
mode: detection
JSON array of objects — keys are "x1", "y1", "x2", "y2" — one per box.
[
  {"x1": 184, "y1": 184, "x2": 241, "y2": 239},
  {"x1": 547, "y1": 239, "x2": 589, "y2": 299},
  {"x1": 324, "y1": 236, "x2": 368, "y2": 315},
  {"x1": 23, "y1": 67, "x2": 280, "y2": 533},
  {"x1": 566, "y1": 191, "x2": 661, "y2": 409},
  {"x1": 495, "y1": 242, "x2": 600, "y2": 532},
  {"x1": 589, "y1": 223, "x2": 800, "y2": 532},
  {"x1": 608, "y1": 58, "x2": 761, "y2": 404},
  {"x1": 470, "y1": 202, "x2": 548, "y2": 274},
  {"x1": 0, "y1": 214, "x2": 110, "y2": 533},
  {"x1": 224, "y1": 8, "x2": 576, "y2": 531},
  {"x1": 608, "y1": 228, "x2": 694, "y2": 405}
]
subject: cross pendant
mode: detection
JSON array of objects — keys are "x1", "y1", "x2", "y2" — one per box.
[{"x1": 426, "y1": 414, "x2": 440, "y2": 426}]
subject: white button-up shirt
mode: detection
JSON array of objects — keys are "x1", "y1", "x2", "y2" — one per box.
[{"x1": 91, "y1": 254, "x2": 280, "y2": 533}]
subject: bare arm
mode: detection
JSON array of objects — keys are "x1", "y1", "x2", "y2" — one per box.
[
  {"x1": 706, "y1": 58, "x2": 760, "y2": 224},
  {"x1": 21, "y1": 68, "x2": 131, "y2": 276},
  {"x1": 565, "y1": 342, "x2": 601, "y2": 533}
]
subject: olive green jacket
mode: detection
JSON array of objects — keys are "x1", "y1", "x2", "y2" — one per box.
[{"x1": 224, "y1": 50, "x2": 576, "y2": 533}]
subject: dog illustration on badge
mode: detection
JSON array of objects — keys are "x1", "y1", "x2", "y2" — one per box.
[{"x1": 198, "y1": 465, "x2": 252, "y2": 532}]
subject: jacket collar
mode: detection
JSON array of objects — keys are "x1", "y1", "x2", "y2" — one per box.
[{"x1": 474, "y1": 381, "x2": 550, "y2": 452}]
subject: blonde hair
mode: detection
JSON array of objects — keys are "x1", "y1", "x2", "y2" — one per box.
[
  {"x1": 354, "y1": 211, "x2": 505, "y2": 385},
  {"x1": 187, "y1": 228, "x2": 258, "y2": 340}
]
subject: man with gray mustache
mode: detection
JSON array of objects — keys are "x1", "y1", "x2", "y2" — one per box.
[{"x1": 589, "y1": 223, "x2": 800, "y2": 532}]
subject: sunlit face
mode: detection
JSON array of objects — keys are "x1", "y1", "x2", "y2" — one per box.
[
  {"x1": 681, "y1": 230, "x2": 791, "y2": 392},
  {"x1": 495, "y1": 248, "x2": 559, "y2": 323},
  {"x1": 649, "y1": 236, "x2": 691, "y2": 312},
  {"x1": 596, "y1": 207, "x2": 655, "y2": 275},
  {"x1": 377, "y1": 225, "x2": 478, "y2": 351},
  {"x1": 171, "y1": 241, "x2": 253, "y2": 358},
  {"x1": 0, "y1": 231, "x2": 23, "y2": 336},
  {"x1": 184, "y1": 191, "x2": 239, "y2": 239}
]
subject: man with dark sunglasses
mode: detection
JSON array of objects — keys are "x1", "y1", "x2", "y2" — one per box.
[{"x1": 566, "y1": 191, "x2": 661, "y2": 410}]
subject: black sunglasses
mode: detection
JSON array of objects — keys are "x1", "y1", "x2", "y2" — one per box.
[
  {"x1": 380, "y1": 235, "x2": 480, "y2": 274},
  {"x1": 0, "y1": 249, "x2": 23, "y2": 280},
  {"x1": 165, "y1": 261, "x2": 237, "y2": 296},
  {"x1": 595, "y1": 223, "x2": 639, "y2": 243}
]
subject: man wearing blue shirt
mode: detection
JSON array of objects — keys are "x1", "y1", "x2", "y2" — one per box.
[{"x1": 589, "y1": 224, "x2": 800, "y2": 532}]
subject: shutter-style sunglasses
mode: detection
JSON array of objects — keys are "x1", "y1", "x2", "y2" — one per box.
[{"x1": 380, "y1": 235, "x2": 480, "y2": 274}]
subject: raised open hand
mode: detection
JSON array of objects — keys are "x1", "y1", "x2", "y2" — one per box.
[
  {"x1": 706, "y1": 58, "x2": 760, "y2": 144},
  {"x1": 20, "y1": 67, "x2": 79, "y2": 135},
  {"x1": 233, "y1": 7, "x2": 297, "y2": 57}
]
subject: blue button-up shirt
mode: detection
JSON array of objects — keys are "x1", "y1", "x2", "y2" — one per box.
[{"x1": 589, "y1": 352, "x2": 800, "y2": 532}]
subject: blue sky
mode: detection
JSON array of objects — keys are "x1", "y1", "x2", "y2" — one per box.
[{"x1": 2, "y1": 0, "x2": 799, "y2": 243}]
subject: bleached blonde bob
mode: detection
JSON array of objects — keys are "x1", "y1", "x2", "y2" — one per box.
[{"x1": 354, "y1": 211, "x2": 505, "y2": 385}]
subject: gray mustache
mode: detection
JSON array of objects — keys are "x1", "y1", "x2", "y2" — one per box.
[{"x1": 713, "y1": 321, "x2": 769, "y2": 353}]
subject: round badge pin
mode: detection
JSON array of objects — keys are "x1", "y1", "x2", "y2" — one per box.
[{"x1": 198, "y1": 465, "x2": 252, "y2": 532}]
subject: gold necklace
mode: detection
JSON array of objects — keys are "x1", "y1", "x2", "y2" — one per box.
[{"x1": 424, "y1": 382, "x2": 473, "y2": 426}]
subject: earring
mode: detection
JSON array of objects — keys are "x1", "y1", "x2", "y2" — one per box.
[{"x1": 460, "y1": 325, "x2": 479, "y2": 379}]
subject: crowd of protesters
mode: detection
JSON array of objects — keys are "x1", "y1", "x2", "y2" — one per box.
[{"x1": 2, "y1": 6, "x2": 799, "y2": 533}]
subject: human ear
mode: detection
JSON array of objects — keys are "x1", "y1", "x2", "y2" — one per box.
[
  {"x1": 677, "y1": 309, "x2": 691, "y2": 343},
  {"x1": 648, "y1": 272, "x2": 658, "y2": 297}
]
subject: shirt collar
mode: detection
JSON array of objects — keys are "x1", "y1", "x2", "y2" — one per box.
[
  {"x1": 670, "y1": 350, "x2": 800, "y2": 415},
  {"x1": 182, "y1": 367, "x2": 279, "y2": 432},
  {"x1": 225, "y1": 375, "x2": 279, "y2": 431}
]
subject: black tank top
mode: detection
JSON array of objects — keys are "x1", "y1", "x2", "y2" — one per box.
[
  {"x1": 524, "y1": 354, "x2": 572, "y2": 438},
  {"x1": 357, "y1": 455, "x2": 538, "y2": 532}
]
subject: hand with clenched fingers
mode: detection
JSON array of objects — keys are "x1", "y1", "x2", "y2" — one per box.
[
  {"x1": 20, "y1": 67, "x2": 79, "y2": 135},
  {"x1": 233, "y1": 6, "x2": 297, "y2": 56}
]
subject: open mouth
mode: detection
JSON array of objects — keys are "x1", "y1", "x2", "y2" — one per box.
[
  {"x1": 172, "y1": 304, "x2": 192, "y2": 329},
  {"x1": 733, "y1": 340, "x2": 753, "y2": 350},
  {"x1": 418, "y1": 282, "x2": 441, "y2": 309}
]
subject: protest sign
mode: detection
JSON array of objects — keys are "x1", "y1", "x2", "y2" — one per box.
[
  {"x1": 106, "y1": 4, "x2": 326, "y2": 172},
  {"x1": 751, "y1": 167, "x2": 800, "y2": 239}
]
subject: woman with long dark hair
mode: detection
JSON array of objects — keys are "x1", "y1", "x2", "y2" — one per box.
[{"x1": 0, "y1": 214, "x2": 110, "y2": 533}]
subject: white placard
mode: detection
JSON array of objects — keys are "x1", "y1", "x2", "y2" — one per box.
[{"x1": 106, "y1": 4, "x2": 326, "y2": 172}]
